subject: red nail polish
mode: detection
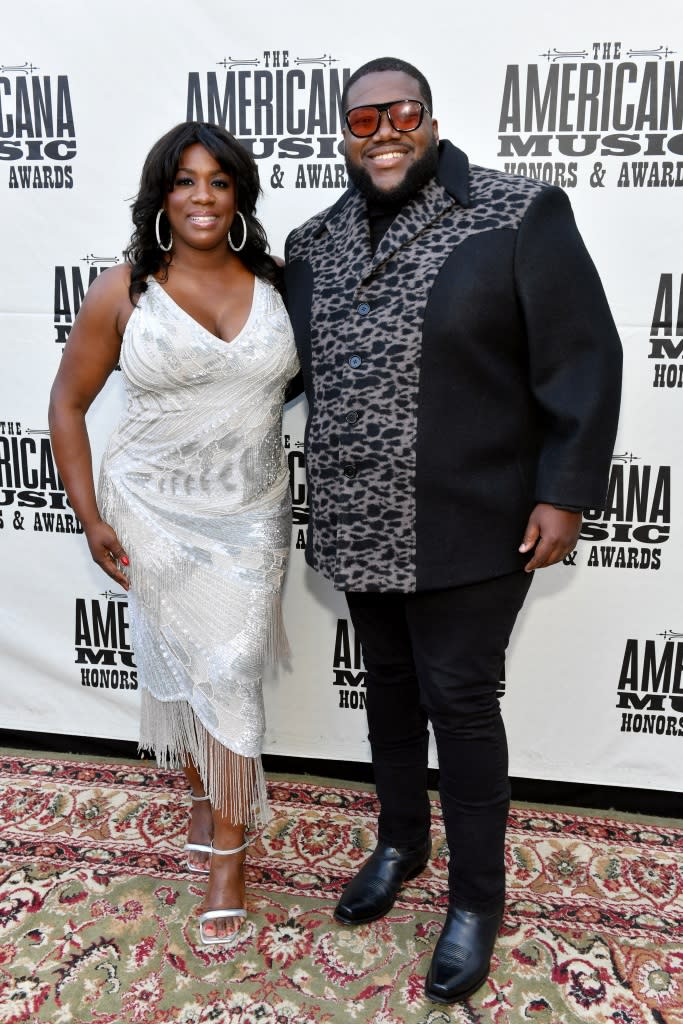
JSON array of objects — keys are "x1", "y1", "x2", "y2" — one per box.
[{"x1": 121, "y1": 556, "x2": 129, "y2": 566}]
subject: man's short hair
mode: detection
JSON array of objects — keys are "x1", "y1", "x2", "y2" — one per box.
[{"x1": 342, "y1": 57, "x2": 433, "y2": 114}]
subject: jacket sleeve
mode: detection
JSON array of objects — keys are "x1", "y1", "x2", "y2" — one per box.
[
  {"x1": 514, "y1": 186, "x2": 622, "y2": 511},
  {"x1": 282, "y1": 228, "x2": 315, "y2": 404}
]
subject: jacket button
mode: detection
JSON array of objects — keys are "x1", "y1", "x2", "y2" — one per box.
[
  {"x1": 357, "y1": 302, "x2": 370, "y2": 315},
  {"x1": 346, "y1": 410, "x2": 360, "y2": 423},
  {"x1": 348, "y1": 355, "x2": 362, "y2": 368},
  {"x1": 343, "y1": 463, "x2": 356, "y2": 478}
]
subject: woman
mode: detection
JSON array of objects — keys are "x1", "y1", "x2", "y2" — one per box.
[{"x1": 49, "y1": 122, "x2": 299, "y2": 946}]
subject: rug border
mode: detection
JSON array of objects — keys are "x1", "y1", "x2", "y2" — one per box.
[{"x1": 1, "y1": 747, "x2": 682, "y2": 829}]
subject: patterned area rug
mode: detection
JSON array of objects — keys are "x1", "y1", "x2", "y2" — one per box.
[{"x1": 0, "y1": 755, "x2": 681, "y2": 1024}]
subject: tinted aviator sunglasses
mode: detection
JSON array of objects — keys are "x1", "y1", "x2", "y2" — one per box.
[{"x1": 344, "y1": 99, "x2": 429, "y2": 138}]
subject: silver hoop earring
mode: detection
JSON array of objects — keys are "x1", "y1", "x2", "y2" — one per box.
[
  {"x1": 228, "y1": 211, "x2": 247, "y2": 253},
  {"x1": 155, "y1": 208, "x2": 173, "y2": 252}
]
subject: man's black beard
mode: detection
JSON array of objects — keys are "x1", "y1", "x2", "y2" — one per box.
[{"x1": 345, "y1": 137, "x2": 440, "y2": 207}]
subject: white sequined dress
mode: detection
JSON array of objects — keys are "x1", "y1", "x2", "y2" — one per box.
[{"x1": 97, "y1": 275, "x2": 298, "y2": 826}]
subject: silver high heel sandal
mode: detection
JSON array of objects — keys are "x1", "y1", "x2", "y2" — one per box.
[
  {"x1": 199, "y1": 841, "x2": 249, "y2": 946},
  {"x1": 185, "y1": 793, "x2": 212, "y2": 873}
]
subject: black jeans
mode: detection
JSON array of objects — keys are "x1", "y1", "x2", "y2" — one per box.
[{"x1": 346, "y1": 570, "x2": 533, "y2": 912}]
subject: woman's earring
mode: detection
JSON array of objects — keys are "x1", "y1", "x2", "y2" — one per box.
[
  {"x1": 228, "y1": 211, "x2": 247, "y2": 253},
  {"x1": 155, "y1": 209, "x2": 173, "y2": 252}
]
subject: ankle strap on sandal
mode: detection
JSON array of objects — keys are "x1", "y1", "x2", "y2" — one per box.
[
  {"x1": 190, "y1": 793, "x2": 211, "y2": 802},
  {"x1": 211, "y1": 841, "x2": 248, "y2": 856}
]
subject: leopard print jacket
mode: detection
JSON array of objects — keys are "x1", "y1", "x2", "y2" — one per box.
[{"x1": 286, "y1": 144, "x2": 546, "y2": 592}]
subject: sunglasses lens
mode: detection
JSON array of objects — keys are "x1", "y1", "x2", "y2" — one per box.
[
  {"x1": 346, "y1": 107, "x2": 380, "y2": 137},
  {"x1": 346, "y1": 101, "x2": 425, "y2": 137},
  {"x1": 389, "y1": 101, "x2": 423, "y2": 131}
]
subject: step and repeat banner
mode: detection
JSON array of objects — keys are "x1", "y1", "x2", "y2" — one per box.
[{"x1": 2, "y1": 1, "x2": 682, "y2": 793}]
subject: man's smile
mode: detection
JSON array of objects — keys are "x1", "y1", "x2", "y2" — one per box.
[{"x1": 368, "y1": 150, "x2": 409, "y2": 164}]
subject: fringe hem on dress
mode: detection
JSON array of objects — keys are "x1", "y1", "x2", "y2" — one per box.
[{"x1": 139, "y1": 690, "x2": 271, "y2": 830}]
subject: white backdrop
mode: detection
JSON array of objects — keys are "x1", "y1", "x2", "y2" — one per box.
[{"x1": 2, "y1": 0, "x2": 682, "y2": 793}]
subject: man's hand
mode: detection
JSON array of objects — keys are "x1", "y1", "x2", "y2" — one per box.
[{"x1": 518, "y1": 503, "x2": 582, "y2": 572}]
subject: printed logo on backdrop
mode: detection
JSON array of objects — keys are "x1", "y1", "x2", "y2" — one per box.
[
  {"x1": 53, "y1": 254, "x2": 119, "y2": 347},
  {"x1": 75, "y1": 591, "x2": 138, "y2": 691},
  {"x1": 648, "y1": 273, "x2": 683, "y2": 389},
  {"x1": 498, "y1": 42, "x2": 683, "y2": 189},
  {"x1": 497, "y1": 667, "x2": 506, "y2": 700},
  {"x1": 186, "y1": 52, "x2": 350, "y2": 192},
  {"x1": 284, "y1": 431, "x2": 307, "y2": 552},
  {"x1": 0, "y1": 421, "x2": 81, "y2": 534},
  {"x1": 617, "y1": 629, "x2": 683, "y2": 738},
  {"x1": 1, "y1": 61, "x2": 76, "y2": 189},
  {"x1": 333, "y1": 618, "x2": 366, "y2": 711},
  {"x1": 571, "y1": 453, "x2": 671, "y2": 570}
]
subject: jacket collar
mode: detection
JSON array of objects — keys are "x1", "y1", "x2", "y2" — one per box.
[
  {"x1": 436, "y1": 140, "x2": 470, "y2": 206},
  {"x1": 315, "y1": 140, "x2": 470, "y2": 277}
]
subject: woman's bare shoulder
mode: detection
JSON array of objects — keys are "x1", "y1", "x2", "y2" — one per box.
[
  {"x1": 90, "y1": 261, "x2": 132, "y2": 297},
  {"x1": 79, "y1": 262, "x2": 136, "y2": 332}
]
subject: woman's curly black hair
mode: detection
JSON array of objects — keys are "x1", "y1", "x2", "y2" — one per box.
[{"x1": 124, "y1": 121, "x2": 280, "y2": 302}]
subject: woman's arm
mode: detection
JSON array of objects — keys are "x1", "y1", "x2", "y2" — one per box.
[{"x1": 48, "y1": 264, "x2": 133, "y2": 589}]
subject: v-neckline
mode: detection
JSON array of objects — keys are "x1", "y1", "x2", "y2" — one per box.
[{"x1": 150, "y1": 275, "x2": 258, "y2": 345}]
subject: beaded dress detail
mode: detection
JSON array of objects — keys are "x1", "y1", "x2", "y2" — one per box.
[{"x1": 98, "y1": 276, "x2": 298, "y2": 826}]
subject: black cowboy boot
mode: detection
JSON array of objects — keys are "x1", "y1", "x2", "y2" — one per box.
[
  {"x1": 425, "y1": 902, "x2": 503, "y2": 1003},
  {"x1": 334, "y1": 837, "x2": 432, "y2": 925}
]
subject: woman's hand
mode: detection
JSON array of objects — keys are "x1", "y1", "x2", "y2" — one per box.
[{"x1": 84, "y1": 518, "x2": 130, "y2": 590}]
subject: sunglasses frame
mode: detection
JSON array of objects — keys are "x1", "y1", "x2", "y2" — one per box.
[{"x1": 344, "y1": 99, "x2": 429, "y2": 138}]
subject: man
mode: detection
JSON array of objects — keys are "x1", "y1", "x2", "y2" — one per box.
[{"x1": 284, "y1": 57, "x2": 621, "y2": 1004}]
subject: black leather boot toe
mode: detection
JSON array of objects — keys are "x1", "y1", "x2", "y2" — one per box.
[
  {"x1": 425, "y1": 904, "x2": 503, "y2": 1003},
  {"x1": 334, "y1": 837, "x2": 432, "y2": 925}
]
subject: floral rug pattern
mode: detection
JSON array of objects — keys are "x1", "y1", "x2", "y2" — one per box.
[{"x1": 0, "y1": 755, "x2": 681, "y2": 1023}]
